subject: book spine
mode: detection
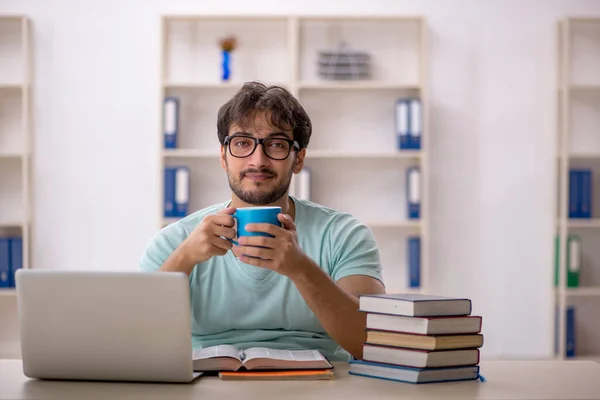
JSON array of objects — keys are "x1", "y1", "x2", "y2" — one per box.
[
  {"x1": 9, "y1": 237, "x2": 22, "y2": 288},
  {"x1": 408, "y1": 236, "x2": 421, "y2": 288},
  {"x1": 174, "y1": 167, "x2": 190, "y2": 218},
  {"x1": 409, "y1": 98, "x2": 422, "y2": 150},
  {"x1": 396, "y1": 99, "x2": 410, "y2": 150},
  {"x1": 566, "y1": 306, "x2": 575, "y2": 358},
  {"x1": 569, "y1": 170, "x2": 580, "y2": 219},
  {"x1": 0, "y1": 239, "x2": 9, "y2": 288},
  {"x1": 164, "y1": 167, "x2": 176, "y2": 218},
  {"x1": 163, "y1": 97, "x2": 179, "y2": 149},
  {"x1": 406, "y1": 167, "x2": 421, "y2": 219},
  {"x1": 580, "y1": 169, "x2": 592, "y2": 219}
]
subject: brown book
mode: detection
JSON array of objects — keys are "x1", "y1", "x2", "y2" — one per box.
[
  {"x1": 366, "y1": 330, "x2": 484, "y2": 351},
  {"x1": 218, "y1": 369, "x2": 334, "y2": 380}
]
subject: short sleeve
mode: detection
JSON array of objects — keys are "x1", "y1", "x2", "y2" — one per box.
[
  {"x1": 139, "y1": 222, "x2": 189, "y2": 272},
  {"x1": 327, "y1": 214, "x2": 384, "y2": 284}
]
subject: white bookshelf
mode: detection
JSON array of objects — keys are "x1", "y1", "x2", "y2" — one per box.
[
  {"x1": 555, "y1": 17, "x2": 600, "y2": 361},
  {"x1": 160, "y1": 15, "x2": 429, "y2": 294},
  {"x1": 0, "y1": 15, "x2": 32, "y2": 297}
]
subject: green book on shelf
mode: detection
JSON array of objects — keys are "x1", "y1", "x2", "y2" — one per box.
[
  {"x1": 566, "y1": 235, "x2": 581, "y2": 288},
  {"x1": 554, "y1": 234, "x2": 581, "y2": 288}
]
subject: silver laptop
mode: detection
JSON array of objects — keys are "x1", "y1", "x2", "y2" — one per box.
[{"x1": 15, "y1": 269, "x2": 202, "y2": 383}]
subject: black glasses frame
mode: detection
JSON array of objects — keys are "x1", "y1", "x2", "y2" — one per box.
[{"x1": 224, "y1": 135, "x2": 300, "y2": 160}]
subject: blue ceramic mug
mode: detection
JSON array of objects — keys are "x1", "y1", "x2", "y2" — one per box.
[{"x1": 231, "y1": 206, "x2": 282, "y2": 245}]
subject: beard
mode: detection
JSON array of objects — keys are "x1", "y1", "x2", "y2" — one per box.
[{"x1": 226, "y1": 160, "x2": 295, "y2": 205}]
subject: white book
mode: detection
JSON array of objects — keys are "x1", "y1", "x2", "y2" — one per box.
[{"x1": 192, "y1": 345, "x2": 332, "y2": 371}]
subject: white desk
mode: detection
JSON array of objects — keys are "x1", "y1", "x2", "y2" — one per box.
[{"x1": 1, "y1": 360, "x2": 600, "y2": 399}]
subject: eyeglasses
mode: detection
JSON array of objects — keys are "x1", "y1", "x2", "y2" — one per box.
[{"x1": 224, "y1": 135, "x2": 300, "y2": 160}]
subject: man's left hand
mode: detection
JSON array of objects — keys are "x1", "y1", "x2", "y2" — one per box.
[{"x1": 232, "y1": 213, "x2": 309, "y2": 279}]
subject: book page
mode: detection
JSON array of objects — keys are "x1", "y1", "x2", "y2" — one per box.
[
  {"x1": 242, "y1": 348, "x2": 326, "y2": 363},
  {"x1": 193, "y1": 344, "x2": 241, "y2": 361}
]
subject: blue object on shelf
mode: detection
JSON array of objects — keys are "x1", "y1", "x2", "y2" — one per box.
[{"x1": 222, "y1": 50, "x2": 231, "y2": 81}]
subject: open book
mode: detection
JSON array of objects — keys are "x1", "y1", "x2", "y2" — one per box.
[{"x1": 192, "y1": 345, "x2": 333, "y2": 372}]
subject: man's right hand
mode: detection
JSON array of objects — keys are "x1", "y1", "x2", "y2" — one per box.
[
  {"x1": 160, "y1": 207, "x2": 236, "y2": 274},
  {"x1": 182, "y1": 207, "x2": 237, "y2": 264}
]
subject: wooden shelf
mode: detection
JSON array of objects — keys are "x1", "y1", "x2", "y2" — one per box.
[
  {"x1": 555, "y1": 17, "x2": 600, "y2": 360},
  {"x1": 164, "y1": 82, "x2": 288, "y2": 90},
  {"x1": 159, "y1": 15, "x2": 430, "y2": 294},
  {"x1": 0, "y1": 153, "x2": 23, "y2": 160},
  {"x1": 309, "y1": 150, "x2": 422, "y2": 159},
  {"x1": 162, "y1": 218, "x2": 421, "y2": 229},
  {"x1": 163, "y1": 149, "x2": 218, "y2": 158},
  {"x1": 0, "y1": 221, "x2": 25, "y2": 228},
  {"x1": 163, "y1": 149, "x2": 422, "y2": 160},
  {"x1": 0, "y1": 83, "x2": 22, "y2": 90},
  {"x1": 0, "y1": 15, "x2": 32, "y2": 304},
  {"x1": 365, "y1": 221, "x2": 420, "y2": 229},
  {"x1": 566, "y1": 219, "x2": 600, "y2": 228},
  {"x1": 567, "y1": 84, "x2": 600, "y2": 91},
  {"x1": 299, "y1": 82, "x2": 421, "y2": 91},
  {"x1": 565, "y1": 153, "x2": 600, "y2": 160},
  {"x1": 564, "y1": 287, "x2": 600, "y2": 297}
]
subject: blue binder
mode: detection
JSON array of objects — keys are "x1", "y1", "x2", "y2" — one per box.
[
  {"x1": 174, "y1": 167, "x2": 190, "y2": 218},
  {"x1": 9, "y1": 237, "x2": 22, "y2": 288},
  {"x1": 409, "y1": 98, "x2": 422, "y2": 150},
  {"x1": 0, "y1": 239, "x2": 9, "y2": 288},
  {"x1": 580, "y1": 170, "x2": 592, "y2": 219},
  {"x1": 395, "y1": 99, "x2": 410, "y2": 150},
  {"x1": 164, "y1": 167, "x2": 176, "y2": 218},
  {"x1": 407, "y1": 236, "x2": 420, "y2": 288},
  {"x1": 569, "y1": 170, "x2": 581, "y2": 218},
  {"x1": 406, "y1": 167, "x2": 421, "y2": 219},
  {"x1": 163, "y1": 97, "x2": 179, "y2": 149},
  {"x1": 566, "y1": 306, "x2": 575, "y2": 357}
]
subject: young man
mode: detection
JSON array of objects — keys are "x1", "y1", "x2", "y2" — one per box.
[{"x1": 140, "y1": 82, "x2": 386, "y2": 361}]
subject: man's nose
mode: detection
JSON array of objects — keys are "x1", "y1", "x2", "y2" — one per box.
[{"x1": 247, "y1": 143, "x2": 270, "y2": 167}]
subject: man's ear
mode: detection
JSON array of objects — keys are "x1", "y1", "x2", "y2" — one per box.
[
  {"x1": 292, "y1": 148, "x2": 306, "y2": 174},
  {"x1": 220, "y1": 146, "x2": 227, "y2": 171}
]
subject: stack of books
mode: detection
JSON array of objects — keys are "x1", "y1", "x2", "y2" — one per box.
[{"x1": 349, "y1": 293, "x2": 484, "y2": 384}]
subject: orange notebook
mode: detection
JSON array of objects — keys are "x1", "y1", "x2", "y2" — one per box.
[{"x1": 218, "y1": 369, "x2": 335, "y2": 381}]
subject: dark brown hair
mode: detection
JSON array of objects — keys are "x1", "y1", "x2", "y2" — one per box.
[{"x1": 217, "y1": 81, "x2": 312, "y2": 149}]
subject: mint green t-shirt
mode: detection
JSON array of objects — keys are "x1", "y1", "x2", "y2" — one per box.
[{"x1": 139, "y1": 197, "x2": 383, "y2": 361}]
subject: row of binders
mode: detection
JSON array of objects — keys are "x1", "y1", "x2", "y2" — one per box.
[
  {"x1": 0, "y1": 237, "x2": 23, "y2": 289},
  {"x1": 350, "y1": 293, "x2": 484, "y2": 384},
  {"x1": 163, "y1": 96, "x2": 424, "y2": 151},
  {"x1": 569, "y1": 169, "x2": 593, "y2": 218}
]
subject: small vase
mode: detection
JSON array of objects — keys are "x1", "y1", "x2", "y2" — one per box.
[{"x1": 222, "y1": 50, "x2": 231, "y2": 81}]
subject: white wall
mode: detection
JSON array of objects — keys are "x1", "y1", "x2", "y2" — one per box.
[{"x1": 2, "y1": 0, "x2": 600, "y2": 360}]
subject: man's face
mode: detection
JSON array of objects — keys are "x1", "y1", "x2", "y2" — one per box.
[{"x1": 220, "y1": 112, "x2": 305, "y2": 205}]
